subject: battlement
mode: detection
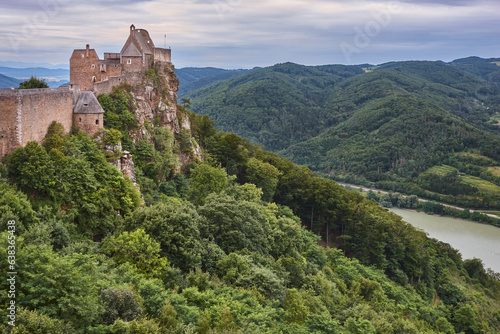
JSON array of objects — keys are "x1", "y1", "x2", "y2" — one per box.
[{"x1": 0, "y1": 86, "x2": 74, "y2": 97}]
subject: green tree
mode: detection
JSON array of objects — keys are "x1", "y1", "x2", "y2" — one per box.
[
  {"x1": 189, "y1": 163, "x2": 230, "y2": 205},
  {"x1": 216, "y1": 307, "x2": 239, "y2": 333},
  {"x1": 100, "y1": 287, "x2": 143, "y2": 325},
  {"x1": 7, "y1": 141, "x2": 58, "y2": 199},
  {"x1": 150, "y1": 127, "x2": 177, "y2": 187},
  {"x1": 100, "y1": 229, "x2": 168, "y2": 276},
  {"x1": 18, "y1": 76, "x2": 48, "y2": 89},
  {"x1": 98, "y1": 90, "x2": 136, "y2": 131},
  {"x1": 0, "y1": 183, "x2": 39, "y2": 234},
  {"x1": 157, "y1": 300, "x2": 183, "y2": 332},
  {"x1": 125, "y1": 201, "x2": 203, "y2": 271},
  {"x1": 2, "y1": 308, "x2": 74, "y2": 333},
  {"x1": 284, "y1": 289, "x2": 308, "y2": 324},
  {"x1": 0, "y1": 240, "x2": 104, "y2": 330},
  {"x1": 345, "y1": 317, "x2": 376, "y2": 334},
  {"x1": 453, "y1": 304, "x2": 479, "y2": 334},
  {"x1": 245, "y1": 157, "x2": 283, "y2": 201},
  {"x1": 199, "y1": 193, "x2": 273, "y2": 255},
  {"x1": 43, "y1": 121, "x2": 68, "y2": 152}
]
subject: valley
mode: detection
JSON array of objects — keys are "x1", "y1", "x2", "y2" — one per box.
[{"x1": 180, "y1": 57, "x2": 500, "y2": 211}]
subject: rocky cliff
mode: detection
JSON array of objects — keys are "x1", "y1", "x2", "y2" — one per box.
[{"x1": 102, "y1": 62, "x2": 202, "y2": 182}]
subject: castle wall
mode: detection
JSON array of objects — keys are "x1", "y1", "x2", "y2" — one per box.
[
  {"x1": 0, "y1": 87, "x2": 74, "y2": 157},
  {"x1": 99, "y1": 61, "x2": 122, "y2": 80},
  {"x1": 122, "y1": 56, "x2": 144, "y2": 73},
  {"x1": 70, "y1": 49, "x2": 100, "y2": 91},
  {"x1": 93, "y1": 72, "x2": 143, "y2": 96},
  {"x1": 0, "y1": 92, "x2": 19, "y2": 157},
  {"x1": 154, "y1": 48, "x2": 171, "y2": 63},
  {"x1": 73, "y1": 112, "x2": 103, "y2": 137}
]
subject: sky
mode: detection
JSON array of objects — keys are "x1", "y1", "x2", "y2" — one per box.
[{"x1": 0, "y1": 0, "x2": 499, "y2": 69}]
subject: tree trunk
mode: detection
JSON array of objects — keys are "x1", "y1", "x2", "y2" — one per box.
[{"x1": 310, "y1": 204, "x2": 314, "y2": 230}]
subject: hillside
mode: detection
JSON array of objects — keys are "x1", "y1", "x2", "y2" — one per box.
[
  {"x1": 2, "y1": 89, "x2": 500, "y2": 333},
  {"x1": 183, "y1": 60, "x2": 500, "y2": 209},
  {"x1": 0, "y1": 73, "x2": 21, "y2": 88}
]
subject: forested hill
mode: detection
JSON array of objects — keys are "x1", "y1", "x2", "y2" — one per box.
[
  {"x1": 182, "y1": 59, "x2": 500, "y2": 209},
  {"x1": 2, "y1": 66, "x2": 500, "y2": 333}
]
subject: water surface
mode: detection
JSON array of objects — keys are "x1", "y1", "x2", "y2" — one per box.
[{"x1": 389, "y1": 208, "x2": 500, "y2": 273}]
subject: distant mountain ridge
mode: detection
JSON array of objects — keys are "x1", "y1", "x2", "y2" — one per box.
[
  {"x1": 0, "y1": 66, "x2": 69, "y2": 88},
  {"x1": 0, "y1": 73, "x2": 21, "y2": 88},
  {"x1": 182, "y1": 57, "x2": 500, "y2": 209},
  {"x1": 176, "y1": 67, "x2": 258, "y2": 96}
]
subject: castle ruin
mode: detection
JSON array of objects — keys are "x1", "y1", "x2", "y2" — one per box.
[
  {"x1": 70, "y1": 24, "x2": 171, "y2": 93},
  {"x1": 0, "y1": 25, "x2": 173, "y2": 158}
]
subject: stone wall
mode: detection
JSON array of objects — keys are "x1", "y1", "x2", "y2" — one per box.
[
  {"x1": 73, "y1": 112, "x2": 103, "y2": 137},
  {"x1": 93, "y1": 72, "x2": 143, "y2": 96},
  {"x1": 122, "y1": 56, "x2": 144, "y2": 73},
  {"x1": 0, "y1": 91, "x2": 19, "y2": 157},
  {"x1": 0, "y1": 87, "x2": 75, "y2": 157},
  {"x1": 70, "y1": 47, "x2": 101, "y2": 91},
  {"x1": 154, "y1": 48, "x2": 171, "y2": 63}
]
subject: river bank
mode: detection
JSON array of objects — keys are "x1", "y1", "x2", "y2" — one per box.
[{"x1": 337, "y1": 182, "x2": 500, "y2": 221}]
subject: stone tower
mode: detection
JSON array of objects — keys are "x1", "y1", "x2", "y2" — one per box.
[{"x1": 73, "y1": 91, "x2": 104, "y2": 136}]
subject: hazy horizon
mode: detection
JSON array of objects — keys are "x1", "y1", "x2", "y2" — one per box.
[{"x1": 1, "y1": 0, "x2": 499, "y2": 68}]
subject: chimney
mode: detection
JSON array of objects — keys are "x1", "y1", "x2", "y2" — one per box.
[
  {"x1": 130, "y1": 24, "x2": 135, "y2": 35},
  {"x1": 86, "y1": 44, "x2": 90, "y2": 58}
]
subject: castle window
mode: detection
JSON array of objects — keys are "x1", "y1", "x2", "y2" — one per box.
[
  {"x1": 127, "y1": 59, "x2": 132, "y2": 64},
  {"x1": 79, "y1": 118, "x2": 82, "y2": 123},
  {"x1": 91, "y1": 64, "x2": 95, "y2": 69},
  {"x1": 96, "y1": 119, "x2": 99, "y2": 125}
]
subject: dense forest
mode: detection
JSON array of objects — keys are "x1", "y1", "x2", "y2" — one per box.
[
  {"x1": 182, "y1": 58, "x2": 500, "y2": 210},
  {"x1": 1, "y1": 79, "x2": 500, "y2": 333}
]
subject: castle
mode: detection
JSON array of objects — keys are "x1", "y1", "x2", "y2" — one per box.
[{"x1": 0, "y1": 25, "x2": 173, "y2": 158}]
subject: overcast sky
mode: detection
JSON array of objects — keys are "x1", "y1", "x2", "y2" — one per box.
[{"x1": 0, "y1": 0, "x2": 499, "y2": 68}]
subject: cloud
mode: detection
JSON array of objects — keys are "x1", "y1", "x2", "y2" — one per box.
[{"x1": 0, "y1": 0, "x2": 498, "y2": 67}]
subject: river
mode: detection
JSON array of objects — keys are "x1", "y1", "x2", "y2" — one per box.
[{"x1": 389, "y1": 208, "x2": 500, "y2": 273}]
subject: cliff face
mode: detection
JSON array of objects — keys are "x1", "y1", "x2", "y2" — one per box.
[
  {"x1": 131, "y1": 63, "x2": 184, "y2": 136},
  {"x1": 105, "y1": 62, "x2": 202, "y2": 180}
]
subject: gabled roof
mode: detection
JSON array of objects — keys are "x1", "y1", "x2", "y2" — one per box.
[
  {"x1": 122, "y1": 43, "x2": 142, "y2": 57},
  {"x1": 120, "y1": 27, "x2": 155, "y2": 56},
  {"x1": 70, "y1": 49, "x2": 99, "y2": 59},
  {"x1": 74, "y1": 91, "x2": 104, "y2": 114},
  {"x1": 133, "y1": 29, "x2": 154, "y2": 54}
]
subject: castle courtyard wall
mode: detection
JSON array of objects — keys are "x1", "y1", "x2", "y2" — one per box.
[
  {"x1": 0, "y1": 87, "x2": 74, "y2": 157},
  {"x1": 0, "y1": 92, "x2": 19, "y2": 157},
  {"x1": 93, "y1": 72, "x2": 142, "y2": 96}
]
